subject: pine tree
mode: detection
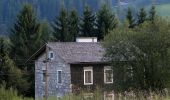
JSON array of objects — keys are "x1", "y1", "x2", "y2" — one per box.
[
  {"x1": 80, "y1": 6, "x2": 96, "y2": 37},
  {"x1": 0, "y1": 37, "x2": 7, "y2": 60},
  {"x1": 96, "y1": 4, "x2": 118, "y2": 40},
  {"x1": 53, "y1": 6, "x2": 69, "y2": 42},
  {"x1": 0, "y1": 37, "x2": 29, "y2": 96},
  {"x1": 149, "y1": 6, "x2": 156, "y2": 23},
  {"x1": 40, "y1": 21, "x2": 52, "y2": 42},
  {"x1": 137, "y1": 8, "x2": 147, "y2": 25},
  {"x1": 10, "y1": 4, "x2": 43, "y2": 66},
  {"x1": 68, "y1": 9, "x2": 79, "y2": 42},
  {"x1": 126, "y1": 7, "x2": 136, "y2": 28}
]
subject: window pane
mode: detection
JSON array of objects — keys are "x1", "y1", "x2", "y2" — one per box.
[
  {"x1": 85, "y1": 71, "x2": 91, "y2": 83},
  {"x1": 43, "y1": 70, "x2": 46, "y2": 82},
  {"x1": 50, "y1": 53, "x2": 53, "y2": 58},
  {"x1": 105, "y1": 70, "x2": 113, "y2": 82},
  {"x1": 58, "y1": 71, "x2": 62, "y2": 83},
  {"x1": 49, "y1": 51, "x2": 54, "y2": 59}
]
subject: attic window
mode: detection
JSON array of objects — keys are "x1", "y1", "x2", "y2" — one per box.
[{"x1": 49, "y1": 51, "x2": 54, "y2": 60}]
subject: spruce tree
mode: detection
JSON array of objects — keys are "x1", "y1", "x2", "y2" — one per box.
[
  {"x1": 149, "y1": 6, "x2": 156, "y2": 23},
  {"x1": 53, "y1": 6, "x2": 69, "y2": 42},
  {"x1": 137, "y1": 8, "x2": 147, "y2": 25},
  {"x1": 0, "y1": 37, "x2": 7, "y2": 82},
  {"x1": 40, "y1": 21, "x2": 52, "y2": 42},
  {"x1": 96, "y1": 4, "x2": 118, "y2": 40},
  {"x1": 68, "y1": 9, "x2": 79, "y2": 42},
  {"x1": 9, "y1": 4, "x2": 44, "y2": 96},
  {"x1": 10, "y1": 4, "x2": 43, "y2": 66},
  {"x1": 0, "y1": 37, "x2": 29, "y2": 96},
  {"x1": 0, "y1": 37, "x2": 7, "y2": 59},
  {"x1": 126, "y1": 7, "x2": 136, "y2": 28},
  {"x1": 80, "y1": 6, "x2": 96, "y2": 37}
]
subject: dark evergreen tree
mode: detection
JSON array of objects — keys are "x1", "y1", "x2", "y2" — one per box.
[
  {"x1": 126, "y1": 7, "x2": 136, "y2": 28},
  {"x1": 10, "y1": 4, "x2": 44, "y2": 66},
  {"x1": 68, "y1": 9, "x2": 79, "y2": 42},
  {"x1": 149, "y1": 5, "x2": 156, "y2": 23},
  {"x1": 80, "y1": 6, "x2": 96, "y2": 37},
  {"x1": 96, "y1": 4, "x2": 118, "y2": 40},
  {"x1": 0, "y1": 37, "x2": 7, "y2": 82},
  {"x1": 53, "y1": 6, "x2": 69, "y2": 42},
  {"x1": 10, "y1": 4, "x2": 48, "y2": 97},
  {"x1": 137, "y1": 8, "x2": 147, "y2": 25},
  {"x1": 40, "y1": 21, "x2": 52, "y2": 42},
  {"x1": 0, "y1": 37, "x2": 29, "y2": 96},
  {"x1": 0, "y1": 37, "x2": 7, "y2": 60}
]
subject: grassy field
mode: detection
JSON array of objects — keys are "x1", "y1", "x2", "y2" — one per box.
[
  {"x1": 40, "y1": 93, "x2": 170, "y2": 100},
  {"x1": 0, "y1": 85, "x2": 33, "y2": 100},
  {"x1": 156, "y1": 4, "x2": 170, "y2": 19}
]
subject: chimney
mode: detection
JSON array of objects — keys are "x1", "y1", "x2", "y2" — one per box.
[{"x1": 76, "y1": 37, "x2": 97, "y2": 42}]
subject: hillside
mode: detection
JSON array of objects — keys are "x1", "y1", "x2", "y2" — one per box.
[{"x1": 0, "y1": 0, "x2": 170, "y2": 35}]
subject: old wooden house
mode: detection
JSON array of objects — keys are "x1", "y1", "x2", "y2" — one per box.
[{"x1": 34, "y1": 37, "x2": 114, "y2": 100}]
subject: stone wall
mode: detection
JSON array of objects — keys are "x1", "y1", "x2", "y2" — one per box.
[{"x1": 35, "y1": 50, "x2": 71, "y2": 99}]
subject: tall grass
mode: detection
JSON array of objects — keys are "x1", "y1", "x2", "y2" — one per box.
[
  {"x1": 0, "y1": 85, "x2": 33, "y2": 100},
  {"x1": 45, "y1": 88, "x2": 170, "y2": 100}
]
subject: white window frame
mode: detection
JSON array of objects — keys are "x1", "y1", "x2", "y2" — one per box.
[
  {"x1": 48, "y1": 51, "x2": 54, "y2": 60},
  {"x1": 57, "y1": 70, "x2": 62, "y2": 84},
  {"x1": 104, "y1": 66, "x2": 113, "y2": 84},
  {"x1": 104, "y1": 92, "x2": 114, "y2": 100},
  {"x1": 84, "y1": 67, "x2": 93, "y2": 85}
]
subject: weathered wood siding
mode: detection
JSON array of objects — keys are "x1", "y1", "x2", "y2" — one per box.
[{"x1": 70, "y1": 64, "x2": 113, "y2": 93}]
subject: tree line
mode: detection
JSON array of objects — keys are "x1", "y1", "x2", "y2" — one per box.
[
  {"x1": 104, "y1": 9, "x2": 170, "y2": 93},
  {"x1": 0, "y1": 3, "x2": 158, "y2": 97}
]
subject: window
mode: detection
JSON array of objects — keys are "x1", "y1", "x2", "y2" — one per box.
[
  {"x1": 127, "y1": 65, "x2": 133, "y2": 78},
  {"x1": 57, "y1": 70, "x2": 62, "y2": 84},
  {"x1": 84, "y1": 67, "x2": 93, "y2": 85},
  {"x1": 49, "y1": 51, "x2": 54, "y2": 60},
  {"x1": 104, "y1": 93, "x2": 114, "y2": 100},
  {"x1": 104, "y1": 66, "x2": 113, "y2": 84},
  {"x1": 42, "y1": 70, "x2": 46, "y2": 82}
]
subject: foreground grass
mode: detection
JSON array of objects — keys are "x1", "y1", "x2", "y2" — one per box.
[
  {"x1": 38, "y1": 88, "x2": 170, "y2": 100},
  {"x1": 43, "y1": 94, "x2": 170, "y2": 100},
  {"x1": 48, "y1": 95, "x2": 170, "y2": 100},
  {"x1": 0, "y1": 85, "x2": 33, "y2": 100},
  {"x1": 1, "y1": 85, "x2": 169, "y2": 100}
]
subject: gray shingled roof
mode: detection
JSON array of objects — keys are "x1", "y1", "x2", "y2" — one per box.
[{"x1": 47, "y1": 42, "x2": 106, "y2": 64}]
